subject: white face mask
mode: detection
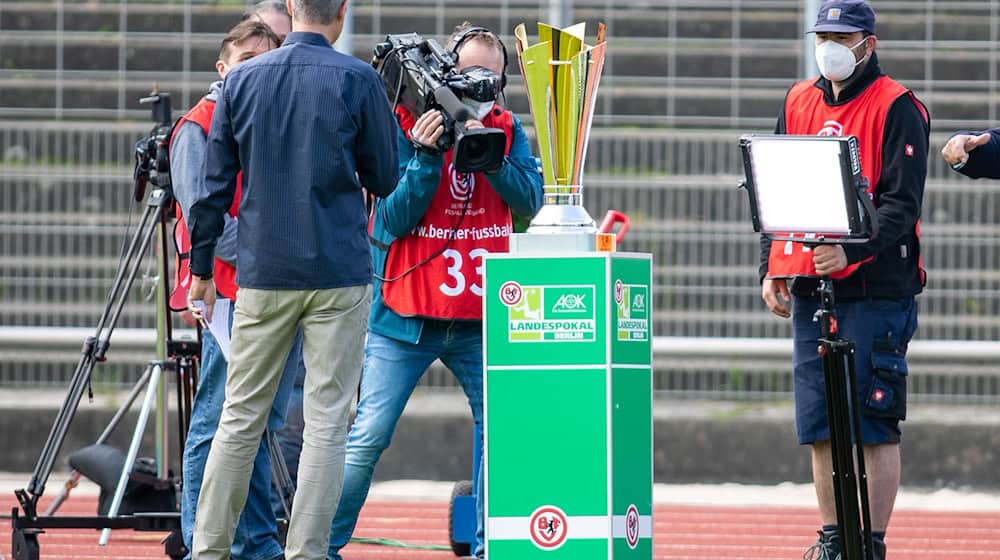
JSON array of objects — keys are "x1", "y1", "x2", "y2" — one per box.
[
  {"x1": 814, "y1": 37, "x2": 868, "y2": 82},
  {"x1": 462, "y1": 99, "x2": 494, "y2": 120}
]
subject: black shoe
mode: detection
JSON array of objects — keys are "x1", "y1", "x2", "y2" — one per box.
[
  {"x1": 868, "y1": 534, "x2": 886, "y2": 560},
  {"x1": 803, "y1": 528, "x2": 842, "y2": 560}
]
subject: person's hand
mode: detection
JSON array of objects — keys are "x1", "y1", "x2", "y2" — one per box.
[
  {"x1": 762, "y1": 277, "x2": 790, "y2": 318},
  {"x1": 410, "y1": 110, "x2": 445, "y2": 150},
  {"x1": 813, "y1": 245, "x2": 847, "y2": 276},
  {"x1": 464, "y1": 119, "x2": 485, "y2": 130},
  {"x1": 187, "y1": 276, "x2": 217, "y2": 325},
  {"x1": 941, "y1": 133, "x2": 990, "y2": 169}
]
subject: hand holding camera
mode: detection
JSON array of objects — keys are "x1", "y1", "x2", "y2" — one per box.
[
  {"x1": 411, "y1": 110, "x2": 486, "y2": 153},
  {"x1": 410, "y1": 110, "x2": 445, "y2": 151}
]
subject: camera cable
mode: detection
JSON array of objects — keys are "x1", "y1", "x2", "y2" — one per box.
[{"x1": 375, "y1": 186, "x2": 472, "y2": 283}]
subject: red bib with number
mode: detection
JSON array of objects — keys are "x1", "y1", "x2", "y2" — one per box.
[
  {"x1": 768, "y1": 75, "x2": 914, "y2": 279},
  {"x1": 382, "y1": 106, "x2": 514, "y2": 320}
]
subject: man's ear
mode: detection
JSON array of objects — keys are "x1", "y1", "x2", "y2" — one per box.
[
  {"x1": 338, "y1": 0, "x2": 349, "y2": 21},
  {"x1": 215, "y1": 59, "x2": 227, "y2": 79},
  {"x1": 286, "y1": 0, "x2": 294, "y2": 19}
]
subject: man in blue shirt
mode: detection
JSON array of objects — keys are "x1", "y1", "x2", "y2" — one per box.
[
  {"x1": 326, "y1": 23, "x2": 543, "y2": 560},
  {"x1": 185, "y1": 1, "x2": 398, "y2": 558},
  {"x1": 169, "y1": 17, "x2": 301, "y2": 560}
]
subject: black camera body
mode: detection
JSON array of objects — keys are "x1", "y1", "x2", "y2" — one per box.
[
  {"x1": 373, "y1": 33, "x2": 507, "y2": 173},
  {"x1": 133, "y1": 92, "x2": 174, "y2": 203}
]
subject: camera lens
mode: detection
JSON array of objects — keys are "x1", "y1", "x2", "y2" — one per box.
[{"x1": 453, "y1": 127, "x2": 506, "y2": 173}]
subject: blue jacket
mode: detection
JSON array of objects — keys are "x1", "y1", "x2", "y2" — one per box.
[
  {"x1": 189, "y1": 32, "x2": 398, "y2": 289},
  {"x1": 369, "y1": 113, "x2": 544, "y2": 344}
]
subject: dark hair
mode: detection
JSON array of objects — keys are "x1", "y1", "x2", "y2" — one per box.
[
  {"x1": 241, "y1": 1, "x2": 290, "y2": 22},
  {"x1": 291, "y1": 0, "x2": 345, "y2": 25},
  {"x1": 219, "y1": 20, "x2": 281, "y2": 61}
]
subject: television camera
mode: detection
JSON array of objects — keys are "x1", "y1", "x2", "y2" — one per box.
[{"x1": 372, "y1": 32, "x2": 507, "y2": 173}]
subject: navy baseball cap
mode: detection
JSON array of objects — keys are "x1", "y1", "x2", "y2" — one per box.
[{"x1": 807, "y1": 1, "x2": 877, "y2": 35}]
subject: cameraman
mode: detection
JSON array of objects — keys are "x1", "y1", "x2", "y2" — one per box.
[
  {"x1": 169, "y1": 19, "x2": 296, "y2": 560},
  {"x1": 326, "y1": 22, "x2": 543, "y2": 560}
]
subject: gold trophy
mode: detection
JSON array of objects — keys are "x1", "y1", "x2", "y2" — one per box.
[{"x1": 511, "y1": 21, "x2": 614, "y2": 252}]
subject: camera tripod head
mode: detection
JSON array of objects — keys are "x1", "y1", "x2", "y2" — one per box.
[{"x1": 133, "y1": 90, "x2": 175, "y2": 203}]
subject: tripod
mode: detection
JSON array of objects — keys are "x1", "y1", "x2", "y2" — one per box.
[
  {"x1": 11, "y1": 188, "x2": 299, "y2": 560},
  {"x1": 11, "y1": 186, "x2": 190, "y2": 560},
  {"x1": 815, "y1": 277, "x2": 874, "y2": 560}
]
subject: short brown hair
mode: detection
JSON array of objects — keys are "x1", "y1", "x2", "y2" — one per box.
[{"x1": 219, "y1": 20, "x2": 281, "y2": 62}]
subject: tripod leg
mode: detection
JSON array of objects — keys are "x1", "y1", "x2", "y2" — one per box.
[
  {"x1": 846, "y1": 346, "x2": 875, "y2": 560},
  {"x1": 11, "y1": 528, "x2": 40, "y2": 560},
  {"x1": 267, "y1": 429, "x2": 295, "y2": 520},
  {"x1": 25, "y1": 203, "x2": 164, "y2": 504},
  {"x1": 823, "y1": 341, "x2": 864, "y2": 560},
  {"x1": 43, "y1": 368, "x2": 153, "y2": 516},
  {"x1": 99, "y1": 363, "x2": 163, "y2": 546},
  {"x1": 175, "y1": 370, "x2": 186, "y2": 459}
]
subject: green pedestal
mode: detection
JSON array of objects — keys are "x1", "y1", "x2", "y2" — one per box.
[{"x1": 483, "y1": 252, "x2": 653, "y2": 559}]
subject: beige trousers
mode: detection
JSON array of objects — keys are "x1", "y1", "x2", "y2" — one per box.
[{"x1": 192, "y1": 285, "x2": 371, "y2": 560}]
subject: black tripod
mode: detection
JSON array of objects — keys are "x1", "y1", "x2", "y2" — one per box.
[
  {"x1": 11, "y1": 183, "x2": 190, "y2": 560},
  {"x1": 816, "y1": 276, "x2": 874, "y2": 560}
]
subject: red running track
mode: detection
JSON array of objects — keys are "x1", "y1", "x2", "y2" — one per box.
[{"x1": 2, "y1": 496, "x2": 998, "y2": 559}]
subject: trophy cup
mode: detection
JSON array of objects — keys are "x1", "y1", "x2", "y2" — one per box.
[{"x1": 510, "y1": 22, "x2": 618, "y2": 252}]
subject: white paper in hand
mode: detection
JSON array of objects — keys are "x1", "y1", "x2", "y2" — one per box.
[{"x1": 193, "y1": 298, "x2": 232, "y2": 362}]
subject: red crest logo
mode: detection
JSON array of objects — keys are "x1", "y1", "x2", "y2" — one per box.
[
  {"x1": 625, "y1": 504, "x2": 640, "y2": 549},
  {"x1": 528, "y1": 506, "x2": 568, "y2": 550}
]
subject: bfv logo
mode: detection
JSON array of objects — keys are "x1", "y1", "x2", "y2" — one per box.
[
  {"x1": 551, "y1": 293, "x2": 587, "y2": 313},
  {"x1": 449, "y1": 163, "x2": 475, "y2": 202}
]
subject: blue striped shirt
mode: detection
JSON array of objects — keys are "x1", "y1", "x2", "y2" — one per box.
[{"x1": 188, "y1": 31, "x2": 398, "y2": 289}]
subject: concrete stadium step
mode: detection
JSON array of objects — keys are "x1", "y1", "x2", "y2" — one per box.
[
  {"x1": 0, "y1": 82, "x2": 995, "y2": 130},
  {"x1": 5, "y1": 1, "x2": 997, "y2": 42},
  {"x1": 5, "y1": 30, "x2": 1000, "y2": 89}
]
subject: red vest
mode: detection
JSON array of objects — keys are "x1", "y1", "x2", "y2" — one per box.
[
  {"x1": 168, "y1": 97, "x2": 242, "y2": 310},
  {"x1": 767, "y1": 75, "x2": 921, "y2": 279},
  {"x1": 381, "y1": 106, "x2": 514, "y2": 320}
]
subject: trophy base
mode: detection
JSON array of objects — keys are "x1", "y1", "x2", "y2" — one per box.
[
  {"x1": 527, "y1": 201, "x2": 596, "y2": 228},
  {"x1": 509, "y1": 231, "x2": 599, "y2": 253},
  {"x1": 515, "y1": 199, "x2": 600, "y2": 253}
]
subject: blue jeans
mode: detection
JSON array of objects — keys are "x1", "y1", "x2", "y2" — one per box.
[
  {"x1": 181, "y1": 309, "x2": 303, "y2": 560},
  {"x1": 327, "y1": 322, "x2": 485, "y2": 560}
]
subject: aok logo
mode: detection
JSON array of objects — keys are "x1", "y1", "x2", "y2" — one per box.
[
  {"x1": 631, "y1": 292, "x2": 645, "y2": 315},
  {"x1": 551, "y1": 293, "x2": 587, "y2": 313},
  {"x1": 544, "y1": 286, "x2": 593, "y2": 316}
]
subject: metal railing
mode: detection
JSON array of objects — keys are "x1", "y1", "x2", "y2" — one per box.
[{"x1": 3, "y1": 328, "x2": 998, "y2": 404}]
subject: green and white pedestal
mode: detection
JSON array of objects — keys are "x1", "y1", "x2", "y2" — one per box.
[{"x1": 483, "y1": 252, "x2": 653, "y2": 559}]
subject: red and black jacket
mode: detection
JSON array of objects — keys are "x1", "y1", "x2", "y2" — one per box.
[{"x1": 760, "y1": 53, "x2": 930, "y2": 300}]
